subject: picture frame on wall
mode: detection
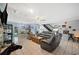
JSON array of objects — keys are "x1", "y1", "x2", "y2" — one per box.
[
  {"x1": 62, "y1": 25, "x2": 66, "y2": 28},
  {"x1": 72, "y1": 29, "x2": 76, "y2": 31},
  {"x1": 69, "y1": 26, "x2": 72, "y2": 28}
]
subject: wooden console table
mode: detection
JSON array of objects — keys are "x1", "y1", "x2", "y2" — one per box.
[
  {"x1": 74, "y1": 33, "x2": 79, "y2": 42},
  {"x1": 28, "y1": 31, "x2": 43, "y2": 44},
  {"x1": 30, "y1": 36, "x2": 43, "y2": 44}
]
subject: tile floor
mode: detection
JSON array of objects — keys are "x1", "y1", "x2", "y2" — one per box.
[{"x1": 11, "y1": 34, "x2": 79, "y2": 55}]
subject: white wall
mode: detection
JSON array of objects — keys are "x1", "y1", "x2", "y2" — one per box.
[
  {"x1": 68, "y1": 20, "x2": 79, "y2": 33},
  {"x1": 7, "y1": 3, "x2": 79, "y2": 24},
  {"x1": 0, "y1": 3, "x2": 79, "y2": 31}
]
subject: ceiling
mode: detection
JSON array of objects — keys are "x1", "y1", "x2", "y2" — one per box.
[{"x1": 1, "y1": 3, "x2": 79, "y2": 24}]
